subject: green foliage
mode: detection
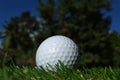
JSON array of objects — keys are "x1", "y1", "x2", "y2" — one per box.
[
  {"x1": 37, "y1": 0, "x2": 113, "y2": 66},
  {"x1": 2, "y1": 11, "x2": 40, "y2": 52},
  {"x1": 109, "y1": 32, "x2": 120, "y2": 66},
  {"x1": 0, "y1": 11, "x2": 45, "y2": 65},
  {"x1": 1, "y1": 0, "x2": 120, "y2": 67}
]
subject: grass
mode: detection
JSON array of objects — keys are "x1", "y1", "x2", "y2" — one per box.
[{"x1": 0, "y1": 64, "x2": 120, "y2": 80}]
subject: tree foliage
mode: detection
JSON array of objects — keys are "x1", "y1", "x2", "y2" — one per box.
[
  {"x1": 37, "y1": 0, "x2": 113, "y2": 67},
  {"x1": 0, "y1": 11, "x2": 44, "y2": 65},
  {"x1": 1, "y1": 0, "x2": 120, "y2": 67},
  {"x1": 109, "y1": 32, "x2": 120, "y2": 66}
]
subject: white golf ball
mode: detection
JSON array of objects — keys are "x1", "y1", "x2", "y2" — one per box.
[{"x1": 36, "y1": 35, "x2": 79, "y2": 68}]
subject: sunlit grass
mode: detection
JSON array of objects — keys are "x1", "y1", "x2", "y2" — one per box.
[{"x1": 0, "y1": 63, "x2": 120, "y2": 80}]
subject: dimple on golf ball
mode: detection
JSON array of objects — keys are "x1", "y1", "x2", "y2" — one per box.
[{"x1": 36, "y1": 35, "x2": 79, "y2": 68}]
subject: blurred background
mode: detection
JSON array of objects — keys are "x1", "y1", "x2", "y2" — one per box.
[{"x1": 0, "y1": 0, "x2": 120, "y2": 67}]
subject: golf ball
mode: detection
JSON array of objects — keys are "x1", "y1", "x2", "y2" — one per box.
[{"x1": 36, "y1": 35, "x2": 79, "y2": 68}]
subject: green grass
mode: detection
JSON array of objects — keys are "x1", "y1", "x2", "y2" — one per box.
[{"x1": 0, "y1": 65, "x2": 120, "y2": 80}]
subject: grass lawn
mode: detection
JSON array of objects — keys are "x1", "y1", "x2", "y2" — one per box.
[{"x1": 0, "y1": 65, "x2": 120, "y2": 80}]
